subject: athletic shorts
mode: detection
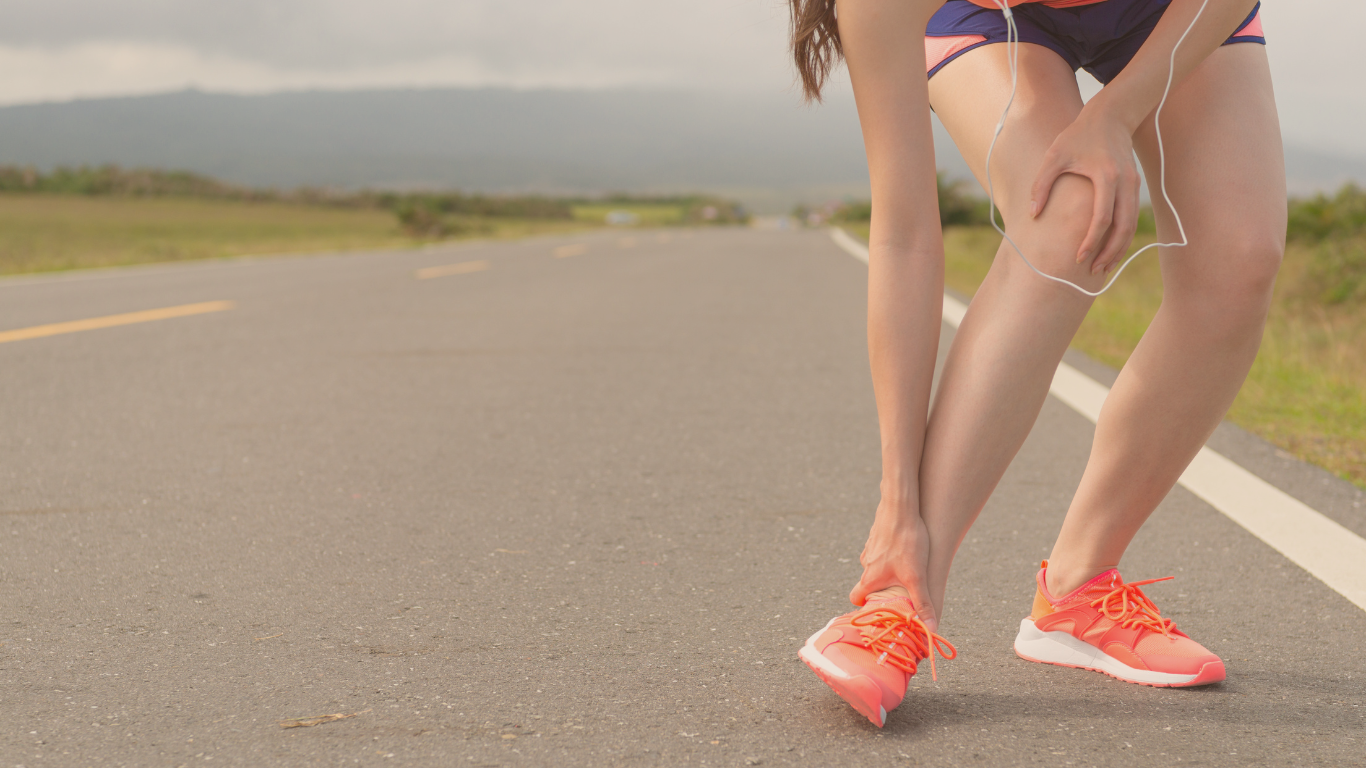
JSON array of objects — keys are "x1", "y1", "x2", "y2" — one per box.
[{"x1": 925, "y1": 0, "x2": 1265, "y2": 83}]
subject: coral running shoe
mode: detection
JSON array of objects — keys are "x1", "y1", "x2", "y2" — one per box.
[
  {"x1": 798, "y1": 597, "x2": 956, "y2": 727},
  {"x1": 1014, "y1": 561, "x2": 1225, "y2": 687}
]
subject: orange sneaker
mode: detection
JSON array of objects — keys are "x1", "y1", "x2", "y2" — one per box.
[
  {"x1": 798, "y1": 597, "x2": 956, "y2": 727},
  {"x1": 1014, "y1": 561, "x2": 1225, "y2": 687}
]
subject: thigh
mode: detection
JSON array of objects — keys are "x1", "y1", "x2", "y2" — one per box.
[
  {"x1": 930, "y1": 41, "x2": 1105, "y2": 288},
  {"x1": 929, "y1": 42, "x2": 1083, "y2": 221},
  {"x1": 1133, "y1": 43, "x2": 1286, "y2": 302}
]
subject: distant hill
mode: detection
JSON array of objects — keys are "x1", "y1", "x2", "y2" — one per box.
[
  {"x1": 0, "y1": 87, "x2": 1358, "y2": 210},
  {"x1": 0, "y1": 88, "x2": 883, "y2": 203}
]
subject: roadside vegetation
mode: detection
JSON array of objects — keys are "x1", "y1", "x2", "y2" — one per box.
[
  {"x1": 835, "y1": 180, "x2": 1366, "y2": 488},
  {"x1": 572, "y1": 194, "x2": 749, "y2": 228},
  {"x1": 0, "y1": 165, "x2": 746, "y2": 275}
]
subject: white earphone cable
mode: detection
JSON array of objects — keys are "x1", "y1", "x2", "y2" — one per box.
[{"x1": 984, "y1": 0, "x2": 1210, "y2": 297}]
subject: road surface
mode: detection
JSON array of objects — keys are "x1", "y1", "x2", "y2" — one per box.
[{"x1": 2, "y1": 227, "x2": 1363, "y2": 766}]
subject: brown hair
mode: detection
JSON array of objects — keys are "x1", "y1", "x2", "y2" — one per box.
[{"x1": 790, "y1": 0, "x2": 842, "y2": 102}]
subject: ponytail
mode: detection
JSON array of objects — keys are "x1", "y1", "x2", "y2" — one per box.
[{"x1": 791, "y1": 0, "x2": 842, "y2": 102}]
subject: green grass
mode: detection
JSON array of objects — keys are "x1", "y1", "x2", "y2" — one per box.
[
  {"x1": 843, "y1": 223, "x2": 1366, "y2": 488},
  {"x1": 0, "y1": 194, "x2": 593, "y2": 276},
  {"x1": 570, "y1": 203, "x2": 689, "y2": 227}
]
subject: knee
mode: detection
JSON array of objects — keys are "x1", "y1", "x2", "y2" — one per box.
[
  {"x1": 1001, "y1": 174, "x2": 1104, "y2": 290},
  {"x1": 1174, "y1": 230, "x2": 1284, "y2": 336},
  {"x1": 1213, "y1": 230, "x2": 1282, "y2": 313}
]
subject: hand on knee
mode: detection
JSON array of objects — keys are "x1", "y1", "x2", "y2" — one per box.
[{"x1": 1002, "y1": 173, "x2": 1115, "y2": 294}]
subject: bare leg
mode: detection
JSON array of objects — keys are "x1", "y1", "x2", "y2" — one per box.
[
  {"x1": 902, "y1": 43, "x2": 1113, "y2": 615},
  {"x1": 1044, "y1": 44, "x2": 1286, "y2": 595}
]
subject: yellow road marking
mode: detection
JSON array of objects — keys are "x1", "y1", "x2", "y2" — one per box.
[
  {"x1": 553, "y1": 244, "x2": 588, "y2": 259},
  {"x1": 0, "y1": 300, "x2": 235, "y2": 345},
  {"x1": 415, "y1": 260, "x2": 490, "y2": 279}
]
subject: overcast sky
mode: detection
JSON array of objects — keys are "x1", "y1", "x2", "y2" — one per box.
[{"x1": 0, "y1": 0, "x2": 1359, "y2": 155}]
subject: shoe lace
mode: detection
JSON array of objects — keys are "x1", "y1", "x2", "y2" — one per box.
[
  {"x1": 850, "y1": 605, "x2": 957, "y2": 681},
  {"x1": 1090, "y1": 576, "x2": 1178, "y2": 637}
]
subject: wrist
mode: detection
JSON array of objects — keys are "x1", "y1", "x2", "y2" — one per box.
[
  {"x1": 877, "y1": 483, "x2": 920, "y2": 519},
  {"x1": 1081, "y1": 88, "x2": 1147, "y2": 136},
  {"x1": 879, "y1": 461, "x2": 919, "y2": 497}
]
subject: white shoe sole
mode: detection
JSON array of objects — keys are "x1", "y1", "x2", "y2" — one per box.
[
  {"x1": 1013, "y1": 618, "x2": 1224, "y2": 687},
  {"x1": 798, "y1": 619, "x2": 845, "y2": 678}
]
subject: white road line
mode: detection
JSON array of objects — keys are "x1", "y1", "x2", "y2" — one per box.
[{"x1": 829, "y1": 227, "x2": 1366, "y2": 613}]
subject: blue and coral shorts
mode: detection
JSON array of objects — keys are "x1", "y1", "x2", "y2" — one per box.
[{"x1": 925, "y1": 0, "x2": 1265, "y2": 83}]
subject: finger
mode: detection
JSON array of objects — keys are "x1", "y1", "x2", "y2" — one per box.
[
  {"x1": 902, "y1": 580, "x2": 939, "y2": 631},
  {"x1": 1028, "y1": 154, "x2": 1065, "y2": 218},
  {"x1": 849, "y1": 570, "x2": 907, "y2": 607},
  {"x1": 849, "y1": 570, "x2": 891, "y2": 607},
  {"x1": 849, "y1": 568, "x2": 919, "y2": 606},
  {"x1": 1077, "y1": 172, "x2": 1116, "y2": 265},
  {"x1": 911, "y1": 598, "x2": 939, "y2": 633},
  {"x1": 849, "y1": 578, "x2": 872, "y2": 607},
  {"x1": 1096, "y1": 174, "x2": 1140, "y2": 274}
]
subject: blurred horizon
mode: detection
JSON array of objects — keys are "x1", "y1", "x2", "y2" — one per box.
[
  {"x1": 1, "y1": 1, "x2": 1362, "y2": 151},
  {"x1": 2, "y1": 1, "x2": 1363, "y2": 212},
  {"x1": 1, "y1": 84, "x2": 1362, "y2": 214}
]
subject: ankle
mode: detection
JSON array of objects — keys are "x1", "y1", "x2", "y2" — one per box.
[
  {"x1": 1044, "y1": 560, "x2": 1115, "y2": 599},
  {"x1": 865, "y1": 585, "x2": 911, "y2": 602}
]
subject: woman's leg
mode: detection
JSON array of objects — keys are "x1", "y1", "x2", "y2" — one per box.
[
  {"x1": 1044, "y1": 44, "x2": 1285, "y2": 595},
  {"x1": 901, "y1": 43, "x2": 1113, "y2": 615}
]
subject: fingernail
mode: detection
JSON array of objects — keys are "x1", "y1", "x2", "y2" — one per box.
[
  {"x1": 1029, "y1": 200, "x2": 1038, "y2": 217},
  {"x1": 1077, "y1": 250, "x2": 1090, "y2": 264}
]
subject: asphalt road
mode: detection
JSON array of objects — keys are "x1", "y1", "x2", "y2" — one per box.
[{"x1": 2, "y1": 227, "x2": 1363, "y2": 767}]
